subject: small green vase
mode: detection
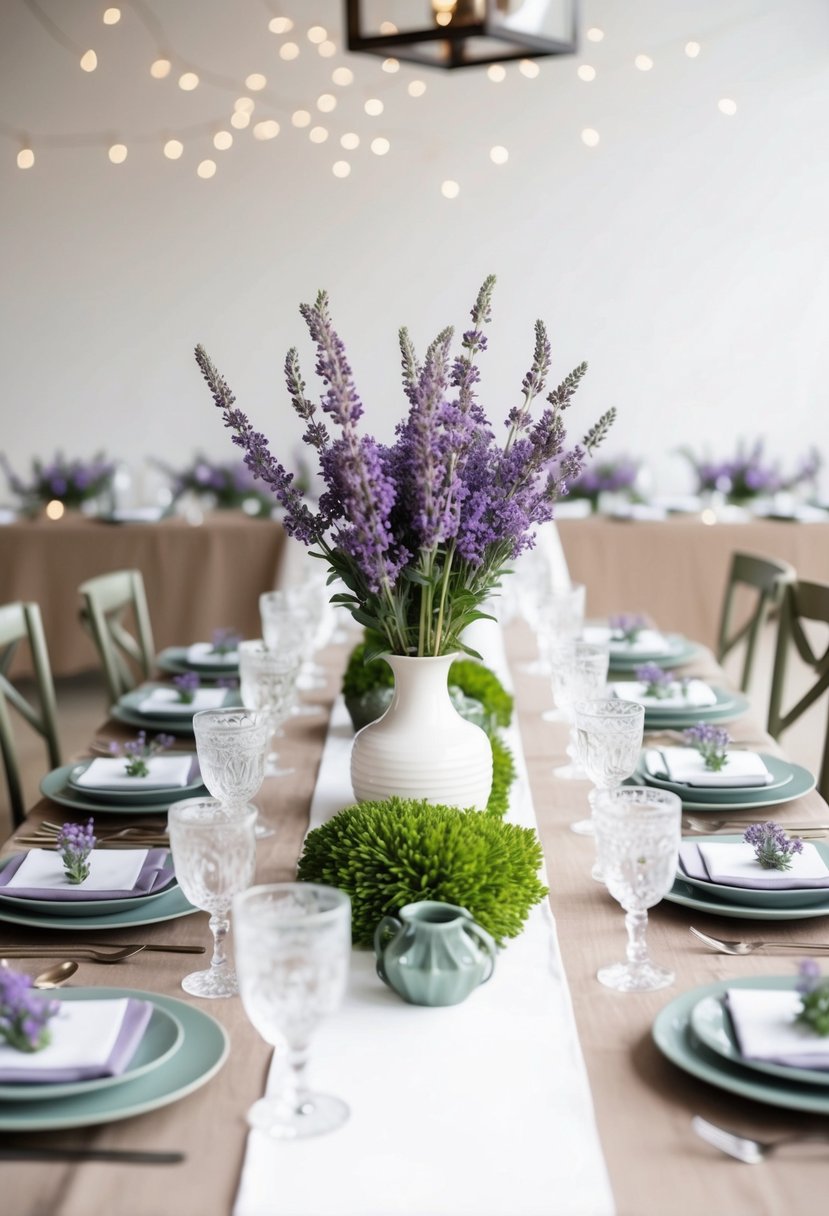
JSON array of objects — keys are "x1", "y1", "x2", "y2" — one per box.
[{"x1": 374, "y1": 901, "x2": 496, "y2": 1007}]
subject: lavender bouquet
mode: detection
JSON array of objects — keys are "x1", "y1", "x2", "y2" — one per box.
[
  {"x1": 678, "y1": 441, "x2": 821, "y2": 504},
  {"x1": 0, "y1": 452, "x2": 116, "y2": 513},
  {"x1": 566, "y1": 454, "x2": 640, "y2": 510},
  {"x1": 196, "y1": 277, "x2": 614, "y2": 658},
  {"x1": 158, "y1": 454, "x2": 272, "y2": 518}
]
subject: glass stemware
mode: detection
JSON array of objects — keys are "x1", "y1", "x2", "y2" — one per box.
[
  {"x1": 549, "y1": 641, "x2": 610, "y2": 779},
  {"x1": 259, "y1": 589, "x2": 324, "y2": 718},
  {"x1": 168, "y1": 799, "x2": 257, "y2": 998},
  {"x1": 592, "y1": 787, "x2": 681, "y2": 992},
  {"x1": 572, "y1": 698, "x2": 645, "y2": 837},
  {"x1": 238, "y1": 641, "x2": 302, "y2": 779},
  {"x1": 233, "y1": 882, "x2": 351, "y2": 1140},
  {"x1": 537, "y1": 584, "x2": 587, "y2": 719},
  {"x1": 193, "y1": 707, "x2": 269, "y2": 807}
]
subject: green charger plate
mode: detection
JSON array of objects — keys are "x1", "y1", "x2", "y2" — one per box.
[
  {"x1": 156, "y1": 646, "x2": 240, "y2": 678},
  {"x1": 638, "y1": 753, "x2": 815, "y2": 810},
  {"x1": 112, "y1": 685, "x2": 239, "y2": 737},
  {"x1": 690, "y1": 990, "x2": 829, "y2": 1087},
  {"x1": 642, "y1": 689, "x2": 750, "y2": 728},
  {"x1": 66, "y1": 758, "x2": 204, "y2": 807},
  {"x1": 41, "y1": 763, "x2": 205, "y2": 815},
  {"x1": 677, "y1": 836, "x2": 829, "y2": 909},
  {"x1": 653, "y1": 976, "x2": 829, "y2": 1114},
  {"x1": 0, "y1": 879, "x2": 197, "y2": 931},
  {"x1": 0, "y1": 988, "x2": 228, "y2": 1129},
  {"x1": 0, "y1": 993, "x2": 183, "y2": 1102},
  {"x1": 607, "y1": 634, "x2": 699, "y2": 671},
  {"x1": 640, "y1": 752, "x2": 796, "y2": 801},
  {"x1": 664, "y1": 876, "x2": 829, "y2": 920},
  {"x1": 0, "y1": 854, "x2": 178, "y2": 918}
]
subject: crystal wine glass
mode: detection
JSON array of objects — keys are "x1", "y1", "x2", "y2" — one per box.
[
  {"x1": 168, "y1": 799, "x2": 257, "y2": 998},
  {"x1": 592, "y1": 787, "x2": 681, "y2": 992},
  {"x1": 549, "y1": 641, "x2": 610, "y2": 779},
  {"x1": 572, "y1": 698, "x2": 645, "y2": 837},
  {"x1": 259, "y1": 589, "x2": 324, "y2": 718},
  {"x1": 238, "y1": 641, "x2": 303, "y2": 779},
  {"x1": 537, "y1": 583, "x2": 586, "y2": 720},
  {"x1": 193, "y1": 707, "x2": 269, "y2": 808},
  {"x1": 233, "y1": 882, "x2": 351, "y2": 1140}
]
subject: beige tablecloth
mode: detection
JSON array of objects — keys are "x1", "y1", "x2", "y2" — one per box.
[
  {"x1": 557, "y1": 516, "x2": 829, "y2": 648},
  {"x1": 2, "y1": 635, "x2": 829, "y2": 1216},
  {"x1": 0, "y1": 513, "x2": 287, "y2": 676}
]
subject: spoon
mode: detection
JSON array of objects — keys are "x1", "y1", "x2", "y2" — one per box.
[
  {"x1": 32, "y1": 960, "x2": 78, "y2": 988},
  {"x1": 689, "y1": 926, "x2": 829, "y2": 956},
  {"x1": 693, "y1": 1115, "x2": 829, "y2": 1163}
]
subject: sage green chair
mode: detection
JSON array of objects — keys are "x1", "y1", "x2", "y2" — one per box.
[
  {"x1": 0, "y1": 602, "x2": 61, "y2": 828},
  {"x1": 78, "y1": 569, "x2": 156, "y2": 704},
  {"x1": 716, "y1": 552, "x2": 795, "y2": 691},
  {"x1": 768, "y1": 578, "x2": 829, "y2": 800}
]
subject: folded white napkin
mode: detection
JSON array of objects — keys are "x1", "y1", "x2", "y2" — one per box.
[
  {"x1": 584, "y1": 625, "x2": 670, "y2": 655},
  {"x1": 186, "y1": 642, "x2": 238, "y2": 666},
  {"x1": 0, "y1": 999, "x2": 147, "y2": 1080},
  {"x1": 137, "y1": 687, "x2": 227, "y2": 716},
  {"x1": 645, "y1": 747, "x2": 773, "y2": 787},
  {"x1": 613, "y1": 679, "x2": 716, "y2": 709},
  {"x1": 4, "y1": 848, "x2": 148, "y2": 892},
  {"x1": 73, "y1": 755, "x2": 194, "y2": 790},
  {"x1": 699, "y1": 841, "x2": 829, "y2": 888},
  {"x1": 726, "y1": 988, "x2": 829, "y2": 1069}
]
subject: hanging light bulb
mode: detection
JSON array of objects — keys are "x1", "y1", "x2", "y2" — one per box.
[
  {"x1": 163, "y1": 139, "x2": 183, "y2": 159},
  {"x1": 17, "y1": 148, "x2": 35, "y2": 169},
  {"x1": 150, "y1": 58, "x2": 171, "y2": 78},
  {"x1": 80, "y1": 50, "x2": 98, "y2": 72},
  {"x1": 108, "y1": 143, "x2": 128, "y2": 163}
]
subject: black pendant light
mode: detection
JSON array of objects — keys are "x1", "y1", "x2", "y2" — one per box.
[{"x1": 345, "y1": 1, "x2": 578, "y2": 70}]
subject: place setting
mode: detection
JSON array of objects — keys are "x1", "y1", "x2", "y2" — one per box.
[
  {"x1": 111, "y1": 679, "x2": 238, "y2": 736},
  {"x1": 611, "y1": 663, "x2": 749, "y2": 729},
  {"x1": 155, "y1": 627, "x2": 242, "y2": 679},
  {"x1": 582, "y1": 613, "x2": 699, "y2": 672}
]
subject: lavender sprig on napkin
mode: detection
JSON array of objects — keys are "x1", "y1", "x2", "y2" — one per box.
[
  {"x1": 683, "y1": 723, "x2": 731, "y2": 772},
  {"x1": 744, "y1": 821, "x2": 804, "y2": 871},
  {"x1": 55, "y1": 819, "x2": 96, "y2": 885},
  {"x1": 0, "y1": 968, "x2": 59, "y2": 1053}
]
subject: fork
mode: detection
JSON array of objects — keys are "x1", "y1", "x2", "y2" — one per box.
[
  {"x1": 683, "y1": 816, "x2": 829, "y2": 834},
  {"x1": 0, "y1": 945, "x2": 145, "y2": 963},
  {"x1": 693, "y1": 1115, "x2": 829, "y2": 1163},
  {"x1": 689, "y1": 926, "x2": 829, "y2": 955}
]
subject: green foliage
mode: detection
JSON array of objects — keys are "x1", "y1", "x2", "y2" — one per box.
[
  {"x1": 341, "y1": 643, "x2": 395, "y2": 698},
  {"x1": 486, "y1": 734, "x2": 516, "y2": 819},
  {"x1": 297, "y1": 797, "x2": 548, "y2": 948}
]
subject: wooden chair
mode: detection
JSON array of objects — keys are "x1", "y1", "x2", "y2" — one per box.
[
  {"x1": 768, "y1": 578, "x2": 829, "y2": 800},
  {"x1": 716, "y1": 552, "x2": 795, "y2": 691},
  {"x1": 78, "y1": 569, "x2": 155, "y2": 703},
  {"x1": 0, "y1": 602, "x2": 61, "y2": 828}
]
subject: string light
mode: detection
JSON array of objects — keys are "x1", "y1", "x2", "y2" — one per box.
[
  {"x1": 577, "y1": 65, "x2": 596, "y2": 82},
  {"x1": 340, "y1": 132, "x2": 360, "y2": 150},
  {"x1": 213, "y1": 131, "x2": 233, "y2": 150},
  {"x1": 292, "y1": 110, "x2": 311, "y2": 128},
  {"x1": 586, "y1": 27, "x2": 604, "y2": 42},
  {"x1": 17, "y1": 148, "x2": 34, "y2": 169},
  {"x1": 317, "y1": 94, "x2": 337, "y2": 112},
  {"x1": 309, "y1": 126, "x2": 328, "y2": 143},
  {"x1": 364, "y1": 98, "x2": 384, "y2": 116},
  {"x1": 317, "y1": 41, "x2": 336, "y2": 57},
  {"x1": 382, "y1": 58, "x2": 399, "y2": 73},
  {"x1": 245, "y1": 73, "x2": 267, "y2": 90},
  {"x1": 102, "y1": 8, "x2": 121, "y2": 25},
  {"x1": 230, "y1": 111, "x2": 250, "y2": 129},
  {"x1": 332, "y1": 67, "x2": 353, "y2": 86},
  {"x1": 581, "y1": 128, "x2": 600, "y2": 147},
  {"x1": 279, "y1": 42, "x2": 299, "y2": 60},
  {"x1": 163, "y1": 139, "x2": 183, "y2": 159},
  {"x1": 253, "y1": 120, "x2": 279, "y2": 140},
  {"x1": 490, "y1": 145, "x2": 508, "y2": 164},
  {"x1": 197, "y1": 158, "x2": 216, "y2": 178},
  {"x1": 80, "y1": 50, "x2": 97, "y2": 72},
  {"x1": 108, "y1": 143, "x2": 128, "y2": 163},
  {"x1": 150, "y1": 58, "x2": 171, "y2": 78},
  {"x1": 332, "y1": 160, "x2": 351, "y2": 178},
  {"x1": 45, "y1": 500, "x2": 64, "y2": 521},
  {"x1": 408, "y1": 80, "x2": 426, "y2": 97},
  {"x1": 519, "y1": 60, "x2": 539, "y2": 78},
  {"x1": 379, "y1": 22, "x2": 398, "y2": 34},
  {"x1": 268, "y1": 17, "x2": 293, "y2": 34},
  {"x1": 441, "y1": 180, "x2": 460, "y2": 199},
  {"x1": 178, "y1": 71, "x2": 199, "y2": 90},
  {"x1": 718, "y1": 98, "x2": 737, "y2": 115},
  {"x1": 234, "y1": 97, "x2": 255, "y2": 113},
  {"x1": 487, "y1": 65, "x2": 506, "y2": 83},
  {"x1": 371, "y1": 137, "x2": 390, "y2": 155},
  {"x1": 634, "y1": 54, "x2": 653, "y2": 71},
  {"x1": 307, "y1": 26, "x2": 327, "y2": 44},
  {"x1": 685, "y1": 41, "x2": 701, "y2": 58}
]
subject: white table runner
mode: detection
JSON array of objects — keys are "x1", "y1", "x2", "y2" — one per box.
[{"x1": 234, "y1": 628, "x2": 614, "y2": 1216}]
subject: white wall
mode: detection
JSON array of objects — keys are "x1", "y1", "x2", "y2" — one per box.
[{"x1": 1, "y1": 0, "x2": 828, "y2": 500}]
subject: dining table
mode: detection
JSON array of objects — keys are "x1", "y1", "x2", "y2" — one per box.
[{"x1": 1, "y1": 621, "x2": 828, "y2": 1216}]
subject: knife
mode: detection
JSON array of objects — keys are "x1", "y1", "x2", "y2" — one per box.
[
  {"x1": 0, "y1": 1146, "x2": 185, "y2": 1164},
  {"x1": 0, "y1": 944, "x2": 205, "y2": 956}
]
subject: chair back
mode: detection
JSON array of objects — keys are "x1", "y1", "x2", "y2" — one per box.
[
  {"x1": 78, "y1": 569, "x2": 155, "y2": 702},
  {"x1": 0, "y1": 602, "x2": 61, "y2": 828},
  {"x1": 716, "y1": 551, "x2": 795, "y2": 691},
  {"x1": 768, "y1": 578, "x2": 829, "y2": 800}
]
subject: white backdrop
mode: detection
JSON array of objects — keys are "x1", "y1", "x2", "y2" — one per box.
[{"x1": 1, "y1": 0, "x2": 827, "y2": 498}]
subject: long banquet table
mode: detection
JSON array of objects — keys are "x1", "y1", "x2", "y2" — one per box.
[
  {"x1": 556, "y1": 515, "x2": 829, "y2": 649},
  {"x1": 0, "y1": 513, "x2": 286, "y2": 677},
  {"x1": 2, "y1": 627, "x2": 829, "y2": 1216}
]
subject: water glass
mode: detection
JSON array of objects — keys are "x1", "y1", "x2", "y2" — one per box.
[
  {"x1": 549, "y1": 642, "x2": 610, "y2": 779},
  {"x1": 592, "y1": 787, "x2": 681, "y2": 992},
  {"x1": 168, "y1": 799, "x2": 257, "y2": 998},
  {"x1": 259, "y1": 589, "x2": 325, "y2": 716},
  {"x1": 572, "y1": 699, "x2": 645, "y2": 836},
  {"x1": 238, "y1": 641, "x2": 303, "y2": 778},
  {"x1": 234, "y1": 883, "x2": 351, "y2": 1140},
  {"x1": 193, "y1": 707, "x2": 269, "y2": 808}
]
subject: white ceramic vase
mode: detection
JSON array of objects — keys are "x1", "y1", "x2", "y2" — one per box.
[{"x1": 350, "y1": 653, "x2": 493, "y2": 811}]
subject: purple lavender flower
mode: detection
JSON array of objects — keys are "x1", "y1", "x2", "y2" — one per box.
[
  {"x1": 55, "y1": 818, "x2": 96, "y2": 885},
  {"x1": 569, "y1": 455, "x2": 640, "y2": 504},
  {"x1": 683, "y1": 723, "x2": 731, "y2": 771},
  {"x1": 609, "y1": 613, "x2": 647, "y2": 644},
  {"x1": 678, "y1": 440, "x2": 821, "y2": 504},
  {"x1": 797, "y1": 958, "x2": 822, "y2": 994},
  {"x1": 635, "y1": 663, "x2": 673, "y2": 698},
  {"x1": 109, "y1": 731, "x2": 175, "y2": 777},
  {"x1": 796, "y1": 959, "x2": 829, "y2": 1036},
  {"x1": 210, "y1": 627, "x2": 241, "y2": 656},
  {"x1": 1, "y1": 453, "x2": 115, "y2": 511},
  {"x1": 743, "y1": 821, "x2": 804, "y2": 871},
  {"x1": 0, "y1": 968, "x2": 60, "y2": 1053},
  {"x1": 173, "y1": 672, "x2": 200, "y2": 704},
  {"x1": 216, "y1": 676, "x2": 239, "y2": 691}
]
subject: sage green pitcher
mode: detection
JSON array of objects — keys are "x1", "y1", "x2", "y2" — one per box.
[{"x1": 374, "y1": 901, "x2": 496, "y2": 1007}]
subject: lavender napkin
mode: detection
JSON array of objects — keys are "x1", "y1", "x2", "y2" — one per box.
[
  {"x1": 679, "y1": 841, "x2": 829, "y2": 890},
  {"x1": 0, "y1": 849, "x2": 174, "y2": 901},
  {"x1": 726, "y1": 988, "x2": 829, "y2": 1071},
  {"x1": 0, "y1": 998, "x2": 153, "y2": 1083}
]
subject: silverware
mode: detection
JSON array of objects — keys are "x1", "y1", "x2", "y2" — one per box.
[
  {"x1": 33, "y1": 961, "x2": 79, "y2": 988},
  {"x1": 39, "y1": 822, "x2": 167, "y2": 840},
  {"x1": 0, "y1": 946, "x2": 145, "y2": 963},
  {"x1": 690, "y1": 926, "x2": 829, "y2": 956},
  {"x1": 692, "y1": 1115, "x2": 829, "y2": 1163},
  {"x1": 14, "y1": 835, "x2": 171, "y2": 850},
  {"x1": 683, "y1": 816, "x2": 829, "y2": 834},
  {"x1": 0, "y1": 1146, "x2": 185, "y2": 1164}
]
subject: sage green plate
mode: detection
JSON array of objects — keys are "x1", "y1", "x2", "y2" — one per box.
[
  {"x1": 0, "y1": 879, "x2": 196, "y2": 930},
  {"x1": 690, "y1": 990, "x2": 829, "y2": 1087},
  {"x1": 41, "y1": 763, "x2": 205, "y2": 815},
  {"x1": 641, "y1": 689, "x2": 750, "y2": 728},
  {"x1": 0, "y1": 993, "x2": 183, "y2": 1102},
  {"x1": 0, "y1": 854, "x2": 178, "y2": 918},
  {"x1": 677, "y1": 836, "x2": 829, "y2": 909},
  {"x1": 664, "y1": 876, "x2": 829, "y2": 920},
  {"x1": 0, "y1": 988, "x2": 228, "y2": 1129},
  {"x1": 66, "y1": 758, "x2": 204, "y2": 806},
  {"x1": 156, "y1": 646, "x2": 240, "y2": 678},
  {"x1": 608, "y1": 634, "x2": 699, "y2": 671},
  {"x1": 638, "y1": 754, "x2": 815, "y2": 810},
  {"x1": 112, "y1": 685, "x2": 239, "y2": 737},
  {"x1": 653, "y1": 976, "x2": 829, "y2": 1114}
]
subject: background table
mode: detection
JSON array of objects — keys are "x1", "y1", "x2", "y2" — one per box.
[
  {"x1": 0, "y1": 513, "x2": 287, "y2": 677},
  {"x1": 557, "y1": 516, "x2": 829, "y2": 648}
]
